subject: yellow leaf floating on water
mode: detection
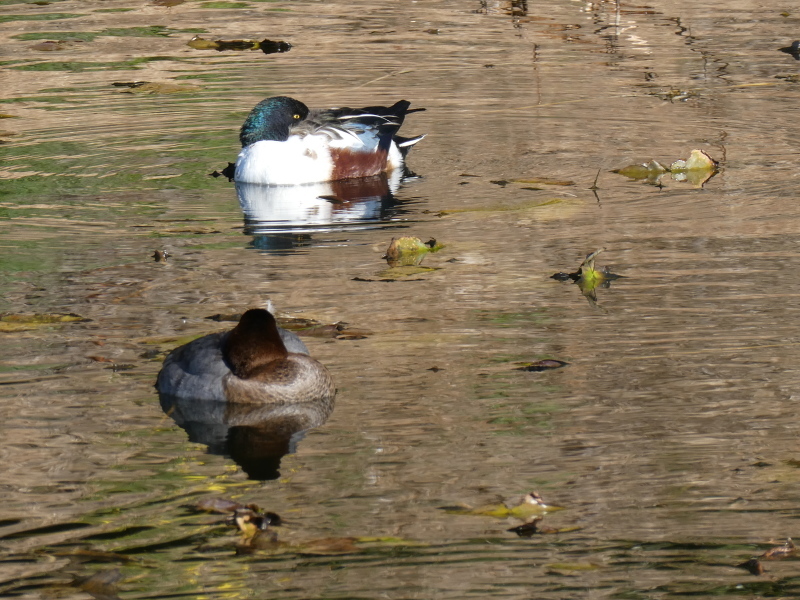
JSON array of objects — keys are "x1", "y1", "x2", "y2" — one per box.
[
  {"x1": 670, "y1": 149, "x2": 718, "y2": 172},
  {"x1": 669, "y1": 149, "x2": 719, "y2": 186}
]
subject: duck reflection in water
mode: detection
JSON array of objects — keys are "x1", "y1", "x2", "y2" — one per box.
[
  {"x1": 237, "y1": 170, "x2": 410, "y2": 248},
  {"x1": 156, "y1": 309, "x2": 335, "y2": 480}
]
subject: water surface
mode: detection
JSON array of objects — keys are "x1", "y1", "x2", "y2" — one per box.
[{"x1": 2, "y1": 0, "x2": 800, "y2": 597}]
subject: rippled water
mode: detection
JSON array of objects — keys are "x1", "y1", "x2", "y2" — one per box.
[{"x1": 2, "y1": 0, "x2": 800, "y2": 597}]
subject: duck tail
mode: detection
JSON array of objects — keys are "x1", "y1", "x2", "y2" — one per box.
[{"x1": 394, "y1": 133, "x2": 426, "y2": 157}]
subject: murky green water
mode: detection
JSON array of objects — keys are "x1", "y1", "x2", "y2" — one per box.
[{"x1": 3, "y1": 0, "x2": 800, "y2": 598}]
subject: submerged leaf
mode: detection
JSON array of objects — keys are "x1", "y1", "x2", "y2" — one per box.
[
  {"x1": 0, "y1": 312, "x2": 89, "y2": 331},
  {"x1": 74, "y1": 568, "x2": 123, "y2": 599},
  {"x1": 1, "y1": 312, "x2": 87, "y2": 324}
]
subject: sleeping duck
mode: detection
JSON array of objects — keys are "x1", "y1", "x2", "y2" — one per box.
[
  {"x1": 233, "y1": 96, "x2": 425, "y2": 185},
  {"x1": 156, "y1": 308, "x2": 335, "y2": 407}
]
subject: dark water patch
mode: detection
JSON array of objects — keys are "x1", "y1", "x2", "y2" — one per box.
[
  {"x1": 81, "y1": 525, "x2": 157, "y2": 542},
  {"x1": 0, "y1": 521, "x2": 93, "y2": 540}
]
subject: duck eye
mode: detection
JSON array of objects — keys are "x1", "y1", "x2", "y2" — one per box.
[{"x1": 292, "y1": 113, "x2": 301, "y2": 120}]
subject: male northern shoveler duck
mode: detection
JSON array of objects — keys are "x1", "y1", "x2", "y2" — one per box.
[
  {"x1": 233, "y1": 96, "x2": 425, "y2": 185},
  {"x1": 156, "y1": 308, "x2": 335, "y2": 406}
]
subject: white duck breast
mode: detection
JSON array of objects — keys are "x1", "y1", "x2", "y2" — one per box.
[{"x1": 235, "y1": 135, "x2": 338, "y2": 186}]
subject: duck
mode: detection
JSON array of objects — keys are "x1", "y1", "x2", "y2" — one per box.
[
  {"x1": 156, "y1": 308, "x2": 335, "y2": 407},
  {"x1": 233, "y1": 96, "x2": 425, "y2": 185}
]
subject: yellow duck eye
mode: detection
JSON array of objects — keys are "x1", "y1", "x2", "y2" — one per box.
[{"x1": 293, "y1": 113, "x2": 301, "y2": 120}]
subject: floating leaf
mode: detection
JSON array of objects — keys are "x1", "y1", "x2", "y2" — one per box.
[
  {"x1": 383, "y1": 236, "x2": 441, "y2": 267},
  {"x1": 187, "y1": 35, "x2": 291, "y2": 55},
  {"x1": 0, "y1": 312, "x2": 89, "y2": 331},
  {"x1": 443, "y1": 491, "x2": 563, "y2": 519},
  {"x1": 670, "y1": 149, "x2": 717, "y2": 172},
  {"x1": 614, "y1": 150, "x2": 717, "y2": 187},
  {"x1": 668, "y1": 149, "x2": 718, "y2": 187},
  {"x1": 551, "y1": 249, "x2": 624, "y2": 306},
  {"x1": 612, "y1": 160, "x2": 668, "y2": 181}
]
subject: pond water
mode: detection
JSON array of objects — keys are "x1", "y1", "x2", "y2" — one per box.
[{"x1": 2, "y1": 0, "x2": 800, "y2": 597}]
